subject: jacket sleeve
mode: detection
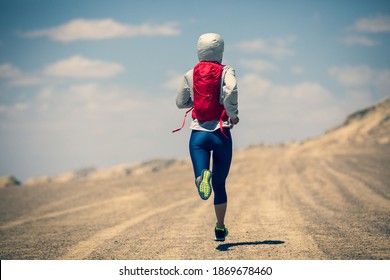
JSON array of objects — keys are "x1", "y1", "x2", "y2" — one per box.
[
  {"x1": 176, "y1": 70, "x2": 194, "y2": 109},
  {"x1": 222, "y1": 66, "x2": 239, "y2": 119}
]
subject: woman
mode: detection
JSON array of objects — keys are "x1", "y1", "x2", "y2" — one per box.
[{"x1": 175, "y1": 33, "x2": 239, "y2": 242}]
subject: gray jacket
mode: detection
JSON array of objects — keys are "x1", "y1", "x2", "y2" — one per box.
[{"x1": 175, "y1": 33, "x2": 238, "y2": 131}]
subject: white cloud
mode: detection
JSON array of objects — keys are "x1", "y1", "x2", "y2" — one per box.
[
  {"x1": 0, "y1": 81, "x2": 185, "y2": 180},
  {"x1": 239, "y1": 74, "x2": 335, "y2": 118},
  {"x1": 66, "y1": 83, "x2": 145, "y2": 117},
  {"x1": 239, "y1": 74, "x2": 271, "y2": 98},
  {"x1": 0, "y1": 63, "x2": 22, "y2": 78},
  {"x1": 343, "y1": 35, "x2": 379, "y2": 46},
  {"x1": 239, "y1": 59, "x2": 278, "y2": 72},
  {"x1": 350, "y1": 14, "x2": 390, "y2": 33},
  {"x1": 233, "y1": 71, "x2": 387, "y2": 147},
  {"x1": 44, "y1": 55, "x2": 125, "y2": 78},
  {"x1": 291, "y1": 66, "x2": 304, "y2": 75},
  {"x1": 234, "y1": 73, "x2": 347, "y2": 144},
  {"x1": 236, "y1": 36, "x2": 296, "y2": 59},
  {"x1": 9, "y1": 75, "x2": 46, "y2": 87},
  {"x1": 375, "y1": 69, "x2": 390, "y2": 96},
  {"x1": 0, "y1": 102, "x2": 29, "y2": 114},
  {"x1": 0, "y1": 63, "x2": 45, "y2": 87},
  {"x1": 22, "y1": 18, "x2": 180, "y2": 42},
  {"x1": 343, "y1": 15, "x2": 390, "y2": 48},
  {"x1": 329, "y1": 65, "x2": 390, "y2": 100},
  {"x1": 162, "y1": 71, "x2": 183, "y2": 90},
  {"x1": 1, "y1": 57, "x2": 124, "y2": 86},
  {"x1": 329, "y1": 65, "x2": 373, "y2": 87}
]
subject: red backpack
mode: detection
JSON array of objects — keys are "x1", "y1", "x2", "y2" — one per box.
[{"x1": 173, "y1": 61, "x2": 229, "y2": 138}]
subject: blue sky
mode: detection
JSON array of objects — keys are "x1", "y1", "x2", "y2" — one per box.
[{"x1": 0, "y1": 0, "x2": 389, "y2": 180}]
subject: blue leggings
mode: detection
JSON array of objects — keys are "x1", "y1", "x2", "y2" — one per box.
[{"x1": 189, "y1": 129, "x2": 232, "y2": 205}]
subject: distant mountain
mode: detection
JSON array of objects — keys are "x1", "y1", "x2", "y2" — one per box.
[
  {"x1": 0, "y1": 176, "x2": 21, "y2": 189},
  {"x1": 22, "y1": 159, "x2": 178, "y2": 186}
]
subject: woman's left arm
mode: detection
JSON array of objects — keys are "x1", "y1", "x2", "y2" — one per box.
[{"x1": 222, "y1": 67, "x2": 239, "y2": 119}]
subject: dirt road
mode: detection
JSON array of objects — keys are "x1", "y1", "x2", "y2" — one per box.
[{"x1": 0, "y1": 141, "x2": 388, "y2": 260}]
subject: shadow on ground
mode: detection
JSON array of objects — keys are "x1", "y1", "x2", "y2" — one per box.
[{"x1": 216, "y1": 240, "x2": 285, "y2": 251}]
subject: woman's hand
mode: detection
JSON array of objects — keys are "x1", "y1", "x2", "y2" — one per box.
[{"x1": 230, "y1": 116, "x2": 239, "y2": 125}]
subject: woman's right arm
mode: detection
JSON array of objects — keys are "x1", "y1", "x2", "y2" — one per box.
[{"x1": 176, "y1": 71, "x2": 194, "y2": 109}]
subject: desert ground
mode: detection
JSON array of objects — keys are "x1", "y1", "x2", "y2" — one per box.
[{"x1": 0, "y1": 99, "x2": 389, "y2": 260}]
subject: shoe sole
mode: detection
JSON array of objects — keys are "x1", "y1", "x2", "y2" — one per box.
[{"x1": 197, "y1": 169, "x2": 212, "y2": 200}]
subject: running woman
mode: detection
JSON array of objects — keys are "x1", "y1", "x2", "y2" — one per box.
[{"x1": 175, "y1": 33, "x2": 239, "y2": 241}]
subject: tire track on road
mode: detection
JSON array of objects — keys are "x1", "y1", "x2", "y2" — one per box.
[
  {"x1": 0, "y1": 194, "x2": 143, "y2": 230},
  {"x1": 60, "y1": 197, "x2": 193, "y2": 260}
]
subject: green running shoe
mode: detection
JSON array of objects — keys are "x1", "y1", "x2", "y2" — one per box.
[
  {"x1": 196, "y1": 169, "x2": 212, "y2": 200},
  {"x1": 215, "y1": 224, "x2": 228, "y2": 241}
]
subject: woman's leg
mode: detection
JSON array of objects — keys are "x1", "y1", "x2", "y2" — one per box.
[
  {"x1": 189, "y1": 129, "x2": 233, "y2": 231},
  {"x1": 189, "y1": 130, "x2": 211, "y2": 183},
  {"x1": 211, "y1": 129, "x2": 233, "y2": 227},
  {"x1": 214, "y1": 202, "x2": 227, "y2": 228}
]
